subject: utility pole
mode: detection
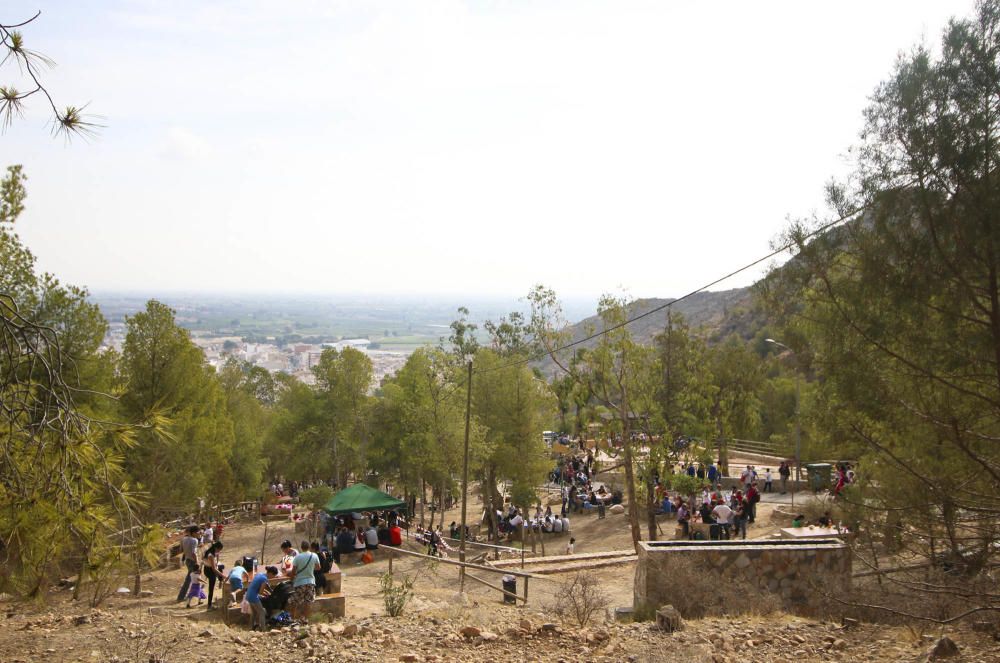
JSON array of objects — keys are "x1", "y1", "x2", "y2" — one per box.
[
  {"x1": 766, "y1": 338, "x2": 802, "y2": 508},
  {"x1": 459, "y1": 359, "x2": 472, "y2": 591}
]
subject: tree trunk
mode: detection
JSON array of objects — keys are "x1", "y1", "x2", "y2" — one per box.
[
  {"x1": 621, "y1": 402, "x2": 642, "y2": 551},
  {"x1": 419, "y1": 478, "x2": 426, "y2": 527},
  {"x1": 439, "y1": 480, "x2": 447, "y2": 531},
  {"x1": 646, "y1": 479, "x2": 658, "y2": 541}
]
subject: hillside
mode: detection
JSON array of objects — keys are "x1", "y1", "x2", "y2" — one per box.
[{"x1": 537, "y1": 287, "x2": 766, "y2": 374}]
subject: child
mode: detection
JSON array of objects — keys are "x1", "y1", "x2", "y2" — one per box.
[
  {"x1": 565, "y1": 537, "x2": 575, "y2": 555},
  {"x1": 185, "y1": 569, "x2": 206, "y2": 607},
  {"x1": 764, "y1": 468, "x2": 773, "y2": 493}
]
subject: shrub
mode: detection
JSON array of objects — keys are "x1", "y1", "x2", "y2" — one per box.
[
  {"x1": 379, "y1": 571, "x2": 416, "y2": 617},
  {"x1": 551, "y1": 572, "x2": 611, "y2": 627}
]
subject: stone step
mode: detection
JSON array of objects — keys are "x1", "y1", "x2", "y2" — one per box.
[
  {"x1": 313, "y1": 592, "x2": 345, "y2": 618},
  {"x1": 490, "y1": 549, "x2": 634, "y2": 568},
  {"x1": 514, "y1": 555, "x2": 637, "y2": 575},
  {"x1": 324, "y1": 571, "x2": 341, "y2": 594}
]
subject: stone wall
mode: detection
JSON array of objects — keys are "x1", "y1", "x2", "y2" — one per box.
[{"x1": 634, "y1": 538, "x2": 850, "y2": 618}]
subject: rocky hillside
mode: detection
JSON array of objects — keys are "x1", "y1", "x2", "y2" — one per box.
[{"x1": 536, "y1": 287, "x2": 767, "y2": 374}]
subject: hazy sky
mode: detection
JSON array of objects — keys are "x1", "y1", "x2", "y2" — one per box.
[{"x1": 4, "y1": 0, "x2": 974, "y2": 300}]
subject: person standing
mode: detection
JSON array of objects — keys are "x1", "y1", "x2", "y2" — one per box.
[
  {"x1": 734, "y1": 500, "x2": 748, "y2": 540},
  {"x1": 201, "y1": 541, "x2": 226, "y2": 610},
  {"x1": 176, "y1": 525, "x2": 201, "y2": 602},
  {"x1": 779, "y1": 461, "x2": 791, "y2": 494},
  {"x1": 288, "y1": 541, "x2": 319, "y2": 624},
  {"x1": 246, "y1": 566, "x2": 277, "y2": 631},
  {"x1": 712, "y1": 501, "x2": 733, "y2": 540}
]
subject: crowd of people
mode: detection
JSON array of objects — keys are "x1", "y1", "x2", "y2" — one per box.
[
  {"x1": 269, "y1": 477, "x2": 338, "y2": 499},
  {"x1": 173, "y1": 522, "x2": 340, "y2": 630},
  {"x1": 552, "y1": 455, "x2": 622, "y2": 519}
]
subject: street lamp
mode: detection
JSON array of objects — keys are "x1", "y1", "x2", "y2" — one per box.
[{"x1": 766, "y1": 338, "x2": 802, "y2": 503}]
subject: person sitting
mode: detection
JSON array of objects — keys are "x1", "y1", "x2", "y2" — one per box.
[
  {"x1": 542, "y1": 517, "x2": 554, "y2": 533},
  {"x1": 334, "y1": 527, "x2": 356, "y2": 565},
  {"x1": 552, "y1": 516, "x2": 563, "y2": 534},
  {"x1": 364, "y1": 524, "x2": 379, "y2": 554},
  {"x1": 698, "y1": 502, "x2": 714, "y2": 525},
  {"x1": 449, "y1": 521, "x2": 459, "y2": 539},
  {"x1": 792, "y1": 514, "x2": 806, "y2": 528},
  {"x1": 677, "y1": 502, "x2": 690, "y2": 538},
  {"x1": 279, "y1": 540, "x2": 298, "y2": 575},
  {"x1": 389, "y1": 523, "x2": 402, "y2": 546}
]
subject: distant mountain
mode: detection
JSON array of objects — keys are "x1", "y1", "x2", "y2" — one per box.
[{"x1": 536, "y1": 287, "x2": 766, "y2": 373}]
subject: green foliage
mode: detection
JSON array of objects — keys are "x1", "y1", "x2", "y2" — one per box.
[
  {"x1": 378, "y1": 570, "x2": 416, "y2": 617},
  {"x1": 759, "y1": 0, "x2": 1000, "y2": 593},
  {"x1": 300, "y1": 485, "x2": 335, "y2": 513},
  {"x1": 0, "y1": 165, "x2": 146, "y2": 599},
  {"x1": 119, "y1": 301, "x2": 239, "y2": 505},
  {"x1": 473, "y1": 348, "x2": 554, "y2": 509}
]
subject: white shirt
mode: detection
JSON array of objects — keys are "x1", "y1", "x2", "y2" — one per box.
[
  {"x1": 565, "y1": 542, "x2": 574, "y2": 555},
  {"x1": 561, "y1": 517, "x2": 570, "y2": 532},
  {"x1": 201, "y1": 526, "x2": 214, "y2": 545},
  {"x1": 712, "y1": 504, "x2": 734, "y2": 524},
  {"x1": 552, "y1": 518, "x2": 563, "y2": 533}
]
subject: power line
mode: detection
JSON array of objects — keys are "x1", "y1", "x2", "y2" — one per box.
[{"x1": 474, "y1": 203, "x2": 867, "y2": 376}]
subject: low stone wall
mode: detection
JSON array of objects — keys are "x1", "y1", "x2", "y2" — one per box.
[{"x1": 634, "y1": 538, "x2": 850, "y2": 618}]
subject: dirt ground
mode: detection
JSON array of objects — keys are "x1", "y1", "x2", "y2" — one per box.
[{"x1": 1, "y1": 487, "x2": 998, "y2": 662}]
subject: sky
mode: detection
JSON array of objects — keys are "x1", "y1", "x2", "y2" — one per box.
[{"x1": 3, "y1": 0, "x2": 976, "y2": 301}]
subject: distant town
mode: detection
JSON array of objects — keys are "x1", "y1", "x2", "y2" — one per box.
[{"x1": 92, "y1": 293, "x2": 598, "y2": 388}]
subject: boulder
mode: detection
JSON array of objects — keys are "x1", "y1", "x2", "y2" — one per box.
[
  {"x1": 609, "y1": 504, "x2": 626, "y2": 515},
  {"x1": 656, "y1": 605, "x2": 684, "y2": 633},
  {"x1": 460, "y1": 626, "x2": 482, "y2": 638},
  {"x1": 929, "y1": 636, "x2": 959, "y2": 658}
]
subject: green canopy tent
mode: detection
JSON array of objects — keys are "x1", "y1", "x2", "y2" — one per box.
[{"x1": 323, "y1": 483, "x2": 405, "y2": 515}]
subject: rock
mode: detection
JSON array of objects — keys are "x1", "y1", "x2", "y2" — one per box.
[
  {"x1": 342, "y1": 624, "x2": 358, "y2": 638},
  {"x1": 609, "y1": 504, "x2": 625, "y2": 515},
  {"x1": 480, "y1": 631, "x2": 498, "y2": 642},
  {"x1": 655, "y1": 605, "x2": 684, "y2": 633},
  {"x1": 138, "y1": 590, "x2": 154, "y2": 598},
  {"x1": 115, "y1": 587, "x2": 130, "y2": 595},
  {"x1": 232, "y1": 636, "x2": 248, "y2": 646},
  {"x1": 541, "y1": 623, "x2": 558, "y2": 632},
  {"x1": 399, "y1": 656, "x2": 418, "y2": 662},
  {"x1": 199, "y1": 628, "x2": 215, "y2": 638},
  {"x1": 331, "y1": 623, "x2": 345, "y2": 636},
  {"x1": 460, "y1": 626, "x2": 482, "y2": 638},
  {"x1": 831, "y1": 638, "x2": 847, "y2": 651},
  {"x1": 74, "y1": 615, "x2": 91, "y2": 626},
  {"x1": 841, "y1": 617, "x2": 859, "y2": 629},
  {"x1": 519, "y1": 618, "x2": 533, "y2": 632},
  {"x1": 295, "y1": 631, "x2": 310, "y2": 641},
  {"x1": 929, "y1": 637, "x2": 959, "y2": 658}
]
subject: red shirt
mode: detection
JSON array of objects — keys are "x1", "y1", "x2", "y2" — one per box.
[{"x1": 389, "y1": 526, "x2": 402, "y2": 545}]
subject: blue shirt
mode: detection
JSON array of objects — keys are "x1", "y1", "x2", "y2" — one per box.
[
  {"x1": 246, "y1": 572, "x2": 268, "y2": 604},
  {"x1": 291, "y1": 552, "x2": 319, "y2": 588}
]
